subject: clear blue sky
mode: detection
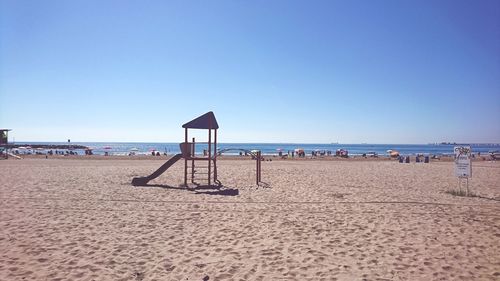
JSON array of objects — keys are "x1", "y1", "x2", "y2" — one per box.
[{"x1": 1, "y1": 0, "x2": 499, "y2": 143}]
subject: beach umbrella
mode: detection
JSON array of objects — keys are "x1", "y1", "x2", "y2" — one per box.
[
  {"x1": 102, "y1": 146, "x2": 112, "y2": 156},
  {"x1": 102, "y1": 146, "x2": 112, "y2": 155}
]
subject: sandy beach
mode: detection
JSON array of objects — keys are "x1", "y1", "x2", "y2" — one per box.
[{"x1": 1, "y1": 157, "x2": 499, "y2": 280}]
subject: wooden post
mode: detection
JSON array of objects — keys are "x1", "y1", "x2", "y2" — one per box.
[
  {"x1": 208, "y1": 128, "x2": 211, "y2": 186},
  {"x1": 214, "y1": 129, "x2": 217, "y2": 182},
  {"x1": 184, "y1": 128, "x2": 188, "y2": 186},
  {"x1": 191, "y1": 137, "x2": 195, "y2": 183}
]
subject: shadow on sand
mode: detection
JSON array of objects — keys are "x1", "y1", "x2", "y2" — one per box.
[
  {"x1": 136, "y1": 183, "x2": 239, "y2": 196},
  {"x1": 194, "y1": 188, "x2": 239, "y2": 196}
]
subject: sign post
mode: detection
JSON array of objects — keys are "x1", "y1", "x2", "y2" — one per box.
[{"x1": 454, "y1": 146, "x2": 472, "y2": 196}]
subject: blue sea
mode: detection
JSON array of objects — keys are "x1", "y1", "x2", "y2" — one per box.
[{"x1": 12, "y1": 142, "x2": 500, "y2": 157}]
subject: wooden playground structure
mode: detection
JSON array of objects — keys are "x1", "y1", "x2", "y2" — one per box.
[
  {"x1": 181, "y1": 111, "x2": 219, "y2": 186},
  {"x1": 132, "y1": 112, "x2": 263, "y2": 187}
]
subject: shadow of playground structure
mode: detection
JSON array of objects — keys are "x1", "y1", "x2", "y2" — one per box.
[{"x1": 138, "y1": 183, "x2": 239, "y2": 196}]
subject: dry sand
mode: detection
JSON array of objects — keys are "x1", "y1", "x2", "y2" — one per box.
[{"x1": 0, "y1": 157, "x2": 499, "y2": 280}]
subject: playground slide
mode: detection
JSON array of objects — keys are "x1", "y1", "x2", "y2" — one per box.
[
  {"x1": 7, "y1": 153, "x2": 22, "y2": 159},
  {"x1": 132, "y1": 153, "x2": 182, "y2": 186}
]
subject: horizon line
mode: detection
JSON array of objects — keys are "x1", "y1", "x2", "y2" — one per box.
[{"x1": 9, "y1": 140, "x2": 500, "y2": 146}]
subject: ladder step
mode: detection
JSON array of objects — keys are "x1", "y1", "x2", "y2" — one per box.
[
  {"x1": 191, "y1": 178, "x2": 210, "y2": 181},
  {"x1": 190, "y1": 170, "x2": 215, "y2": 174}
]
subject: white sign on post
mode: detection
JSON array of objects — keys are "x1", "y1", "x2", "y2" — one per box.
[{"x1": 454, "y1": 146, "x2": 472, "y2": 178}]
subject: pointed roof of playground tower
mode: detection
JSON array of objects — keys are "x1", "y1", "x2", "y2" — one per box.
[{"x1": 182, "y1": 111, "x2": 219, "y2": 129}]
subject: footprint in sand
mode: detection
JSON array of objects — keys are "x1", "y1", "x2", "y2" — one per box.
[{"x1": 132, "y1": 271, "x2": 145, "y2": 281}]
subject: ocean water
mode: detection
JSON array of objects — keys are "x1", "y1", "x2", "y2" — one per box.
[{"x1": 11, "y1": 142, "x2": 500, "y2": 156}]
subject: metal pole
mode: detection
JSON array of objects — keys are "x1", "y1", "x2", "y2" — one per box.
[
  {"x1": 256, "y1": 151, "x2": 261, "y2": 185},
  {"x1": 259, "y1": 152, "x2": 261, "y2": 183},
  {"x1": 5, "y1": 131, "x2": 8, "y2": 160},
  {"x1": 6, "y1": 131, "x2": 8, "y2": 160},
  {"x1": 466, "y1": 178, "x2": 469, "y2": 197},
  {"x1": 256, "y1": 152, "x2": 259, "y2": 185}
]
